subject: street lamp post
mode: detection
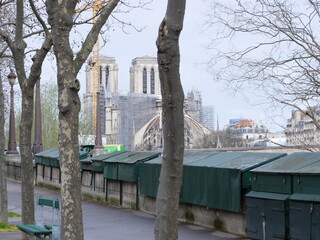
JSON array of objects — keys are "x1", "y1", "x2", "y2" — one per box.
[
  {"x1": 32, "y1": 52, "x2": 43, "y2": 154},
  {"x1": 6, "y1": 69, "x2": 18, "y2": 154},
  {"x1": 33, "y1": 77, "x2": 43, "y2": 154},
  {"x1": 94, "y1": 91, "x2": 103, "y2": 149}
]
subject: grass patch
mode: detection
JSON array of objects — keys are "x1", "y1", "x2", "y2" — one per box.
[
  {"x1": 108, "y1": 198, "x2": 120, "y2": 206},
  {"x1": 96, "y1": 196, "x2": 103, "y2": 202},
  {"x1": 213, "y1": 218, "x2": 224, "y2": 231},
  {"x1": 184, "y1": 210, "x2": 195, "y2": 223},
  {"x1": 0, "y1": 222, "x2": 19, "y2": 232},
  {"x1": 83, "y1": 193, "x2": 95, "y2": 201},
  {"x1": 37, "y1": 183, "x2": 61, "y2": 192},
  {"x1": 130, "y1": 202, "x2": 139, "y2": 210},
  {"x1": 83, "y1": 194, "x2": 104, "y2": 202},
  {"x1": 8, "y1": 212, "x2": 21, "y2": 218}
]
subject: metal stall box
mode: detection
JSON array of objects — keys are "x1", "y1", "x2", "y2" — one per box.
[
  {"x1": 140, "y1": 151, "x2": 285, "y2": 212},
  {"x1": 139, "y1": 151, "x2": 217, "y2": 198},
  {"x1": 103, "y1": 151, "x2": 161, "y2": 207},
  {"x1": 84, "y1": 151, "x2": 129, "y2": 191},
  {"x1": 246, "y1": 191, "x2": 289, "y2": 240},
  {"x1": 35, "y1": 147, "x2": 88, "y2": 184},
  {"x1": 247, "y1": 152, "x2": 320, "y2": 240},
  {"x1": 289, "y1": 194, "x2": 320, "y2": 240},
  {"x1": 288, "y1": 154, "x2": 320, "y2": 240},
  {"x1": 182, "y1": 152, "x2": 286, "y2": 212}
]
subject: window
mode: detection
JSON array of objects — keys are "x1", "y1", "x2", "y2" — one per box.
[
  {"x1": 151, "y1": 68, "x2": 155, "y2": 94},
  {"x1": 106, "y1": 66, "x2": 109, "y2": 87},
  {"x1": 100, "y1": 66, "x2": 102, "y2": 85},
  {"x1": 143, "y1": 68, "x2": 147, "y2": 94}
]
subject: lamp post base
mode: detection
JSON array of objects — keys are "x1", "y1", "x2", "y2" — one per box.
[{"x1": 6, "y1": 150, "x2": 19, "y2": 154}]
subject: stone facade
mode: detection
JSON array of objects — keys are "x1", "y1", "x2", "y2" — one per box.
[
  {"x1": 285, "y1": 108, "x2": 320, "y2": 146},
  {"x1": 225, "y1": 119, "x2": 268, "y2": 147},
  {"x1": 84, "y1": 56, "x2": 118, "y2": 97},
  {"x1": 84, "y1": 56, "x2": 119, "y2": 134},
  {"x1": 130, "y1": 56, "x2": 160, "y2": 95}
]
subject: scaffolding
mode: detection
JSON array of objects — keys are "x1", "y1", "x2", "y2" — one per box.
[
  {"x1": 108, "y1": 93, "x2": 159, "y2": 150},
  {"x1": 76, "y1": 0, "x2": 108, "y2": 132}
]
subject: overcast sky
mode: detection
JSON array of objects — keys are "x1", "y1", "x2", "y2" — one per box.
[{"x1": 41, "y1": 0, "x2": 289, "y2": 132}]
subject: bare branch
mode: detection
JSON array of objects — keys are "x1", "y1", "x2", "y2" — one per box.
[
  {"x1": 0, "y1": 29, "x2": 15, "y2": 53},
  {"x1": 74, "y1": 0, "x2": 120, "y2": 74},
  {"x1": 207, "y1": 0, "x2": 320, "y2": 107},
  {"x1": 0, "y1": 45, "x2": 8, "y2": 56},
  {"x1": 29, "y1": 0, "x2": 49, "y2": 35},
  {"x1": 28, "y1": 34, "x2": 53, "y2": 88}
]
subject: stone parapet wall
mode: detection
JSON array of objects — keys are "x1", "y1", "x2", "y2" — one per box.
[
  {"x1": 6, "y1": 158, "x2": 247, "y2": 237},
  {"x1": 139, "y1": 196, "x2": 246, "y2": 236},
  {"x1": 6, "y1": 157, "x2": 21, "y2": 182}
]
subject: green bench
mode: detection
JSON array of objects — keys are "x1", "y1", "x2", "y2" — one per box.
[
  {"x1": 17, "y1": 224, "x2": 52, "y2": 238},
  {"x1": 17, "y1": 197, "x2": 61, "y2": 240}
]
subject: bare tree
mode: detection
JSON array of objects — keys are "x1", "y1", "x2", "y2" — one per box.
[
  {"x1": 0, "y1": 2, "x2": 52, "y2": 238},
  {"x1": 154, "y1": 0, "x2": 186, "y2": 239},
  {"x1": 45, "y1": 0, "x2": 120, "y2": 239},
  {"x1": 194, "y1": 130, "x2": 234, "y2": 148},
  {"x1": 0, "y1": 70, "x2": 7, "y2": 223},
  {"x1": 207, "y1": 0, "x2": 320, "y2": 136},
  {"x1": 0, "y1": 0, "x2": 15, "y2": 224}
]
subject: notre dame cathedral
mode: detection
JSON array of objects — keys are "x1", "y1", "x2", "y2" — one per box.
[{"x1": 84, "y1": 56, "x2": 212, "y2": 150}]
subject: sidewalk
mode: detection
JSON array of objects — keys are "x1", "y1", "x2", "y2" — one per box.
[{"x1": 1, "y1": 180, "x2": 248, "y2": 240}]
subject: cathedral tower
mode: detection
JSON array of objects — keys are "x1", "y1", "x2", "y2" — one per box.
[
  {"x1": 130, "y1": 56, "x2": 161, "y2": 95},
  {"x1": 84, "y1": 56, "x2": 118, "y2": 135}
]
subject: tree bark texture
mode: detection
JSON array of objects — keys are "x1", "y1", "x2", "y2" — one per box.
[
  {"x1": 154, "y1": 0, "x2": 186, "y2": 239},
  {"x1": 0, "y1": 72, "x2": 8, "y2": 223},
  {"x1": 47, "y1": 2, "x2": 83, "y2": 239},
  {"x1": 14, "y1": 3, "x2": 36, "y2": 239},
  {"x1": 19, "y1": 88, "x2": 35, "y2": 228},
  {"x1": 0, "y1": 3, "x2": 53, "y2": 239},
  {"x1": 46, "y1": 0, "x2": 119, "y2": 239},
  {"x1": 18, "y1": 35, "x2": 53, "y2": 236}
]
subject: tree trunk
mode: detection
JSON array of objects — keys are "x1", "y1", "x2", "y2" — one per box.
[
  {"x1": 20, "y1": 88, "x2": 35, "y2": 227},
  {"x1": 154, "y1": 0, "x2": 186, "y2": 239},
  {"x1": 0, "y1": 71, "x2": 8, "y2": 223},
  {"x1": 57, "y1": 70, "x2": 83, "y2": 240},
  {"x1": 14, "y1": 3, "x2": 36, "y2": 239},
  {"x1": 0, "y1": 2, "x2": 52, "y2": 237},
  {"x1": 12, "y1": 3, "x2": 52, "y2": 239},
  {"x1": 47, "y1": 1, "x2": 83, "y2": 238},
  {"x1": 52, "y1": 25, "x2": 84, "y2": 240},
  {"x1": 55, "y1": 42, "x2": 83, "y2": 240},
  {"x1": 46, "y1": 0, "x2": 119, "y2": 238}
]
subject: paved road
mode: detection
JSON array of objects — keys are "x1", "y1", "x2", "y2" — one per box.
[{"x1": 1, "y1": 181, "x2": 249, "y2": 240}]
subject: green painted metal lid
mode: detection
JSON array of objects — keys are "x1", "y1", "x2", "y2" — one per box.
[
  {"x1": 91, "y1": 151, "x2": 128, "y2": 162},
  {"x1": 35, "y1": 147, "x2": 88, "y2": 160},
  {"x1": 251, "y1": 152, "x2": 320, "y2": 174},
  {"x1": 34, "y1": 147, "x2": 59, "y2": 159},
  {"x1": 146, "y1": 151, "x2": 218, "y2": 165},
  {"x1": 145, "y1": 151, "x2": 285, "y2": 171},
  {"x1": 103, "y1": 151, "x2": 161, "y2": 164},
  {"x1": 190, "y1": 152, "x2": 286, "y2": 171},
  {"x1": 290, "y1": 193, "x2": 320, "y2": 202},
  {"x1": 246, "y1": 191, "x2": 290, "y2": 201},
  {"x1": 80, "y1": 157, "x2": 92, "y2": 163}
]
